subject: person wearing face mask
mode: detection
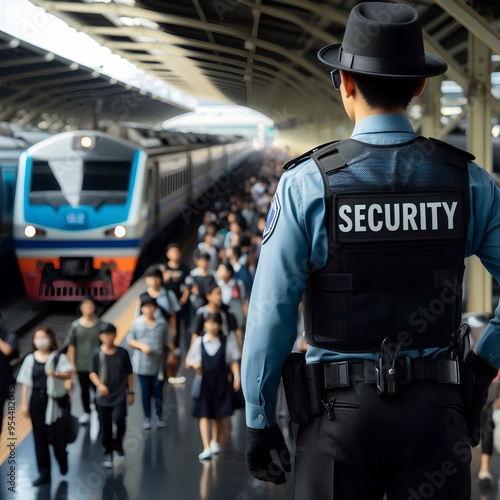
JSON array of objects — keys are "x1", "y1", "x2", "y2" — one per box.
[{"x1": 17, "y1": 327, "x2": 73, "y2": 486}]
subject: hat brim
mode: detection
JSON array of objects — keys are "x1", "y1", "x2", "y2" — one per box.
[{"x1": 318, "y1": 43, "x2": 447, "y2": 78}]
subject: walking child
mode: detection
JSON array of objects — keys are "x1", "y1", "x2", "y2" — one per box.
[
  {"x1": 90, "y1": 322, "x2": 134, "y2": 469},
  {"x1": 128, "y1": 292, "x2": 171, "y2": 429},
  {"x1": 186, "y1": 312, "x2": 240, "y2": 460}
]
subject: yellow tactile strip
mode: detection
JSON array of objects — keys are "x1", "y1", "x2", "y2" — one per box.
[
  {"x1": 0, "y1": 283, "x2": 142, "y2": 466},
  {"x1": 0, "y1": 385, "x2": 33, "y2": 465}
]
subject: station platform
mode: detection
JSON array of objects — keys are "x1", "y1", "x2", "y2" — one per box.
[{"x1": 0, "y1": 368, "x2": 295, "y2": 500}]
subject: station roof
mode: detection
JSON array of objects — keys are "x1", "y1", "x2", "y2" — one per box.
[
  {"x1": 0, "y1": 29, "x2": 191, "y2": 130},
  {"x1": 2, "y1": 0, "x2": 500, "y2": 131}
]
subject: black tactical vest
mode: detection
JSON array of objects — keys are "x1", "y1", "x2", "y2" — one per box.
[{"x1": 285, "y1": 137, "x2": 473, "y2": 353}]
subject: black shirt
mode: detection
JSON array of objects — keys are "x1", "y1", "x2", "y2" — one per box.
[
  {"x1": 91, "y1": 347, "x2": 133, "y2": 407},
  {"x1": 163, "y1": 262, "x2": 190, "y2": 299},
  {"x1": 32, "y1": 360, "x2": 47, "y2": 390}
]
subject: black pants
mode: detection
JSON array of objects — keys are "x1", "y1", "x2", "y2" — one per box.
[
  {"x1": 30, "y1": 390, "x2": 68, "y2": 478},
  {"x1": 77, "y1": 371, "x2": 95, "y2": 414},
  {"x1": 97, "y1": 400, "x2": 127, "y2": 455},
  {"x1": 295, "y1": 381, "x2": 471, "y2": 500}
]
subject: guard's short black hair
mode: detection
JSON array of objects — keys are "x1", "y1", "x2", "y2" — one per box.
[{"x1": 351, "y1": 74, "x2": 423, "y2": 110}]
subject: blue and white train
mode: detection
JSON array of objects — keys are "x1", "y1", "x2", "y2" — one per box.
[{"x1": 12, "y1": 129, "x2": 253, "y2": 301}]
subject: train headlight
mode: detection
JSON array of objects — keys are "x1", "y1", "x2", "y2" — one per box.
[
  {"x1": 80, "y1": 136, "x2": 94, "y2": 149},
  {"x1": 105, "y1": 225, "x2": 127, "y2": 238},
  {"x1": 24, "y1": 225, "x2": 46, "y2": 238},
  {"x1": 73, "y1": 135, "x2": 97, "y2": 150},
  {"x1": 114, "y1": 225, "x2": 127, "y2": 238}
]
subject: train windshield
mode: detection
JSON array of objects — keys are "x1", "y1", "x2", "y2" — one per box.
[{"x1": 29, "y1": 159, "x2": 132, "y2": 207}]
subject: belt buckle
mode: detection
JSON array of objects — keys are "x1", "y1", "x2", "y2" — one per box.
[{"x1": 323, "y1": 361, "x2": 349, "y2": 389}]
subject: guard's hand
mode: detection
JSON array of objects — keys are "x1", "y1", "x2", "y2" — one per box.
[
  {"x1": 463, "y1": 351, "x2": 498, "y2": 447},
  {"x1": 245, "y1": 424, "x2": 291, "y2": 484}
]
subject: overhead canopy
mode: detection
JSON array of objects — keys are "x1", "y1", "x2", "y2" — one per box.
[
  {"x1": 0, "y1": 30, "x2": 191, "y2": 130},
  {"x1": 2, "y1": 0, "x2": 500, "y2": 134}
]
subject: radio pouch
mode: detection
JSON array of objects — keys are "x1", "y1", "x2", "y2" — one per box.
[{"x1": 281, "y1": 352, "x2": 312, "y2": 425}]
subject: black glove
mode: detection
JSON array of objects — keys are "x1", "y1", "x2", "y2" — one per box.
[
  {"x1": 245, "y1": 424, "x2": 291, "y2": 484},
  {"x1": 462, "y1": 351, "x2": 498, "y2": 447}
]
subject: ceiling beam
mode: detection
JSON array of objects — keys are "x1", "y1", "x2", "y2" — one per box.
[{"x1": 434, "y1": 0, "x2": 500, "y2": 55}]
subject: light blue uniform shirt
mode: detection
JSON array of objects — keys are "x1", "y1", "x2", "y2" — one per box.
[{"x1": 241, "y1": 114, "x2": 500, "y2": 429}]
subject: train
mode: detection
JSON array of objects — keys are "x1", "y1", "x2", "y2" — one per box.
[
  {"x1": 12, "y1": 129, "x2": 253, "y2": 301},
  {"x1": 0, "y1": 124, "x2": 53, "y2": 234}
]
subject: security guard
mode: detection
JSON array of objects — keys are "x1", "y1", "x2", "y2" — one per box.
[{"x1": 241, "y1": 3, "x2": 500, "y2": 499}]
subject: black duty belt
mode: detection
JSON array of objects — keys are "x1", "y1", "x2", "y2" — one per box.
[{"x1": 305, "y1": 357, "x2": 460, "y2": 390}]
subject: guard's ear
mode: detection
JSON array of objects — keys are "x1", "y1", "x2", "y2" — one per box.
[
  {"x1": 340, "y1": 70, "x2": 356, "y2": 98},
  {"x1": 414, "y1": 78, "x2": 427, "y2": 97}
]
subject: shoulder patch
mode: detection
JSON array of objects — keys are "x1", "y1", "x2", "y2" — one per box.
[{"x1": 262, "y1": 193, "x2": 281, "y2": 244}]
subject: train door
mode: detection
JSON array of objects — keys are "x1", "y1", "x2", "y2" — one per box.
[
  {"x1": 152, "y1": 160, "x2": 160, "y2": 230},
  {"x1": 144, "y1": 160, "x2": 159, "y2": 231},
  {"x1": 186, "y1": 151, "x2": 193, "y2": 206}
]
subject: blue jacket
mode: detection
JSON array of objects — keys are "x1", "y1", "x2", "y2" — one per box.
[{"x1": 241, "y1": 114, "x2": 500, "y2": 429}]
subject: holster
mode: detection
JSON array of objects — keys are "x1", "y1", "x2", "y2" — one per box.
[
  {"x1": 453, "y1": 324, "x2": 497, "y2": 447},
  {"x1": 281, "y1": 352, "x2": 313, "y2": 425}
]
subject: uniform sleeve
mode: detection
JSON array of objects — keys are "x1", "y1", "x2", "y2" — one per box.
[
  {"x1": 467, "y1": 164, "x2": 500, "y2": 366},
  {"x1": 241, "y1": 160, "x2": 328, "y2": 429}
]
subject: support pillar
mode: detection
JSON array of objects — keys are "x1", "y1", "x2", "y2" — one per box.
[
  {"x1": 419, "y1": 76, "x2": 442, "y2": 138},
  {"x1": 466, "y1": 34, "x2": 493, "y2": 315}
]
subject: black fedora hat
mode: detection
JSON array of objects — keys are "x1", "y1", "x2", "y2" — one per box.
[{"x1": 318, "y1": 2, "x2": 447, "y2": 78}]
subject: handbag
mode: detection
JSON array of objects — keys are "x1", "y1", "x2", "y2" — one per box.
[
  {"x1": 63, "y1": 413, "x2": 80, "y2": 444},
  {"x1": 50, "y1": 395, "x2": 79, "y2": 445},
  {"x1": 191, "y1": 375, "x2": 202, "y2": 399}
]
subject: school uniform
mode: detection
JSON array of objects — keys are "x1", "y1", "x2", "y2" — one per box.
[{"x1": 187, "y1": 333, "x2": 240, "y2": 419}]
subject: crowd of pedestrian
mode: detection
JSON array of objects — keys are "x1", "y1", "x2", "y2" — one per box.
[{"x1": 3, "y1": 149, "x2": 288, "y2": 485}]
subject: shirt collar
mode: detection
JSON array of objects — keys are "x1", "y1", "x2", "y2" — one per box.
[{"x1": 351, "y1": 114, "x2": 416, "y2": 141}]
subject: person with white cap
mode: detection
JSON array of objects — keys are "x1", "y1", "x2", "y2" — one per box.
[{"x1": 242, "y1": 3, "x2": 500, "y2": 498}]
